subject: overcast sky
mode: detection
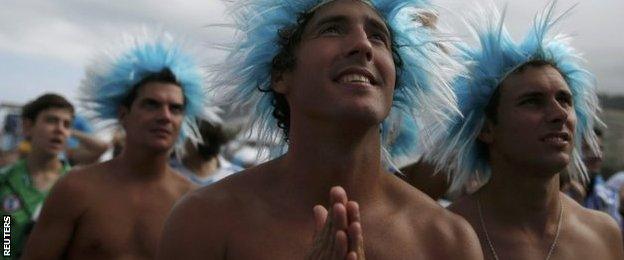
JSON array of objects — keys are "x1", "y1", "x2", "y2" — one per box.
[{"x1": 1, "y1": 0, "x2": 622, "y2": 106}]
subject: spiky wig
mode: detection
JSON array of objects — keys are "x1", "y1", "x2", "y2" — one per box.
[
  {"x1": 429, "y1": 1, "x2": 601, "y2": 194},
  {"x1": 211, "y1": 0, "x2": 463, "y2": 164},
  {"x1": 80, "y1": 30, "x2": 207, "y2": 149}
]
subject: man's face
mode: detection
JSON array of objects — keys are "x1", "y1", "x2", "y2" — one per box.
[
  {"x1": 274, "y1": 0, "x2": 396, "y2": 127},
  {"x1": 23, "y1": 108, "x2": 73, "y2": 157},
  {"x1": 120, "y1": 82, "x2": 185, "y2": 152},
  {"x1": 582, "y1": 136, "x2": 603, "y2": 173},
  {"x1": 480, "y1": 65, "x2": 576, "y2": 175}
]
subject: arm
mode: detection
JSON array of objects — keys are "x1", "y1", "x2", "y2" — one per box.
[
  {"x1": 21, "y1": 172, "x2": 87, "y2": 259},
  {"x1": 66, "y1": 131, "x2": 109, "y2": 165}
]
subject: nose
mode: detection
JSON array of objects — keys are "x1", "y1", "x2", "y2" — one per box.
[
  {"x1": 54, "y1": 120, "x2": 71, "y2": 138},
  {"x1": 345, "y1": 27, "x2": 373, "y2": 62},
  {"x1": 545, "y1": 98, "x2": 570, "y2": 124},
  {"x1": 156, "y1": 106, "x2": 174, "y2": 123}
]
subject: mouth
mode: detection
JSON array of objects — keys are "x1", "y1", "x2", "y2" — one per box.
[
  {"x1": 50, "y1": 137, "x2": 63, "y2": 144},
  {"x1": 334, "y1": 68, "x2": 377, "y2": 87},
  {"x1": 150, "y1": 128, "x2": 172, "y2": 136},
  {"x1": 49, "y1": 137, "x2": 64, "y2": 148},
  {"x1": 541, "y1": 132, "x2": 571, "y2": 146}
]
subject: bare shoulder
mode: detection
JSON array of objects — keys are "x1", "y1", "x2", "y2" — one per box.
[
  {"x1": 561, "y1": 195, "x2": 624, "y2": 259},
  {"x1": 564, "y1": 195, "x2": 623, "y2": 249},
  {"x1": 48, "y1": 162, "x2": 111, "y2": 206},
  {"x1": 388, "y1": 177, "x2": 483, "y2": 259},
  {"x1": 158, "y1": 166, "x2": 266, "y2": 259},
  {"x1": 421, "y1": 205, "x2": 482, "y2": 259}
]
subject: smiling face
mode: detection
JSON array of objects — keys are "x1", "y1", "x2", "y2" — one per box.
[
  {"x1": 273, "y1": 0, "x2": 396, "y2": 129},
  {"x1": 23, "y1": 108, "x2": 73, "y2": 158},
  {"x1": 479, "y1": 64, "x2": 576, "y2": 175},
  {"x1": 119, "y1": 81, "x2": 185, "y2": 153}
]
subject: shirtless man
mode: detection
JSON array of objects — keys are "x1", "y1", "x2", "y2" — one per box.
[
  {"x1": 430, "y1": 3, "x2": 624, "y2": 259},
  {"x1": 23, "y1": 34, "x2": 206, "y2": 259},
  {"x1": 158, "y1": 0, "x2": 482, "y2": 259}
]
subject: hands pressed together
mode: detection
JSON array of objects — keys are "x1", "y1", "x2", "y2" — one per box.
[{"x1": 307, "y1": 186, "x2": 365, "y2": 260}]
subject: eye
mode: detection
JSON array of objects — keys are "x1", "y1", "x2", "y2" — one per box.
[
  {"x1": 369, "y1": 32, "x2": 389, "y2": 46},
  {"x1": 557, "y1": 94, "x2": 573, "y2": 107},
  {"x1": 520, "y1": 98, "x2": 540, "y2": 106},
  {"x1": 170, "y1": 104, "x2": 184, "y2": 115},
  {"x1": 143, "y1": 100, "x2": 160, "y2": 110},
  {"x1": 319, "y1": 24, "x2": 343, "y2": 36},
  {"x1": 45, "y1": 116, "x2": 59, "y2": 124}
]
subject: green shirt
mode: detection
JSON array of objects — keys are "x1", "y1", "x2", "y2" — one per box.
[{"x1": 0, "y1": 159, "x2": 70, "y2": 259}]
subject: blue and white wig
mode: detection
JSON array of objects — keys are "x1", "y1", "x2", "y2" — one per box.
[
  {"x1": 429, "y1": 1, "x2": 602, "y2": 194},
  {"x1": 384, "y1": 111, "x2": 423, "y2": 170},
  {"x1": 211, "y1": 0, "x2": 463, "y2": 165},
  {"x1": 80, "y1": 30, "x2": 208, "y2": 150}
]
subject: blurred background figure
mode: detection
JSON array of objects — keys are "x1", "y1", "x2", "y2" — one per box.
[
  {"x1": 0, "y1": 93, "x2": 74, "y2": 258},
  {"x1": 171, "y1": 119, "x2": 242, "y2": 186},
  {"x1": 582, "y1": 128, "x2": 621, "y2": 224},
  {"x1": 607, "y1": 172, "x2": 624, "y2": 236},
  {"x1": 65, "y1": 114, "x2": 109, "y2": 167},
  {"x1": 0, "y1": 104, "x2": 23, "y2": 168}
]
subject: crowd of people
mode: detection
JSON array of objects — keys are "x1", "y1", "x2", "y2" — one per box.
[{"x1": 1, "y1": 0, "x2": 623, "y2": 259}]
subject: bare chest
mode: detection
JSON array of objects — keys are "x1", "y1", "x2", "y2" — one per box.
[
  {"x1": 225, "y1": 213, "x2": 431, "y2": 260},
  {"x1": 481, "y1": 228, "x2": 615, "y2": 260},
  {"x1": 67, "y1": 189, "x2": 182, "y2": 258}
]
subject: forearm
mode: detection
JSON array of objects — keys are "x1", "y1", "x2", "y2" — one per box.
[{"x1": 71, "y1": 131, "x2": 109, "y2": 154}]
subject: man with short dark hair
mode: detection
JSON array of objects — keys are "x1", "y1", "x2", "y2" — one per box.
[
  {"x1": 23, "y1": 33, "x2": 206, "y2": 259},
  {"x1": 0, "y1": 93, "x2": 74, "y2": 258}
]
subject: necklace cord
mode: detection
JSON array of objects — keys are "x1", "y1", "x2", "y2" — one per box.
[{"x1": 477, "y1": 197, "x2": 564, "y2": 260}]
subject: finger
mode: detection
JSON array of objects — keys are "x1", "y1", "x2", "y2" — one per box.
[
  {"x1": 330, "y1": 186, "x2": 348, "y2": 206},
  {"x1": 346, "y1": 201, "x2": 360, "y2": 224},
  {"x1": 313, "y1": 205, "x2": 328, "y2": 235},
  {"x1": 348, "y1": 222, "x2": 364, "y2": 256},
  {"x1": 346, "y1": 252, "x2": 358, "y2": 260},
  {"x1": 332, "y1": 202, "x2": 348, "y2": 232},
  {"x1": 333, "y1": 230, "x2": 348, "y2": 259}
]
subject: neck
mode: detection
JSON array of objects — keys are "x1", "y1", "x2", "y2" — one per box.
[
  {"x1": 477, "y1": 158, "x2": 562, "y2": 228},
  {"x1": 182, "y1": 154, "x2": 220, "y2": 178},
  {"x1": 25, "y1": 149, "x2": 62, "y2": 176},
  {"x1": 115, "y1": 142, "x2": 171, "y2": 180},
  {"x1": 282, "y1": 117, "x2": 386, "y2": 205}
]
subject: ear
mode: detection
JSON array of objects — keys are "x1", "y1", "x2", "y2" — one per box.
[
  {"x1": 21, "y1": 118, "x2": 34, "y2": 139},
  {"x1": 118, "y1": 106, "x2": 129, "y2": 126},
  {"x1": 271, "y1": 70, "x2": 291, "y2": 95},
  {"x1": 478, "y1": 120, "x2": 494, "y2": 145}
]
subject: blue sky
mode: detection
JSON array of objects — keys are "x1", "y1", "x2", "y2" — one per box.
[{"x1": 1, "y1": 0, "x2": 623, "y2": 106}]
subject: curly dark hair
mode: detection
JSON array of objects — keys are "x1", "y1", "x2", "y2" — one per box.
[{"x1": 263, "y1": 6, "x2": 404, "y2": 142}]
